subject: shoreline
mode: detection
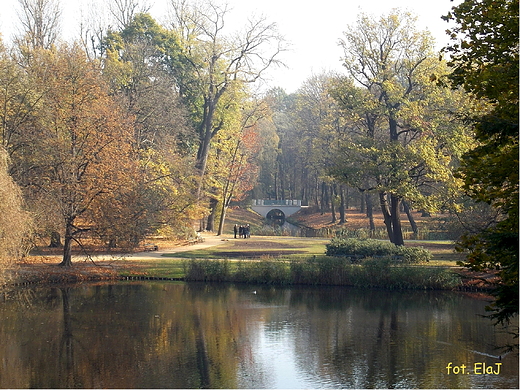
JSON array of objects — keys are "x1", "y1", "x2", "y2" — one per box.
[{"x1": 4, "y1": 258, "x2": 498, "y2": 293}]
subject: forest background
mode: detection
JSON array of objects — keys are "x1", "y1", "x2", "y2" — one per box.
[{"x1": 0, "y1": 0, "x2": 517, "y2": 325}]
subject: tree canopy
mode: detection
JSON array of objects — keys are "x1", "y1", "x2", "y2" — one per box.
[
  {"x1": 443, "y1": 0, "x2": 519, "y2": 326},
  {"x1": 328, "y1": 10, "x2": 475, "y2": 245}
]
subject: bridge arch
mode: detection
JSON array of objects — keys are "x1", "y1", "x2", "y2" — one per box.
[
  {"x1": 266, "y1": 209, "x2": 286, "y2": 225},
  {"x1": 251, "y1": 200, "x2": 304, "y2": 221}
]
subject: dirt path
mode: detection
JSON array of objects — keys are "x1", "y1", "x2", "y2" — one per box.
[{"x1": 123, "y1": 233, "x2": 230, "y2": 259}]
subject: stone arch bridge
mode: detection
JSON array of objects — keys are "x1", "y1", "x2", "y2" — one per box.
[{"x1": 251, "y1": 199, "x2": 304, "y2": 224}]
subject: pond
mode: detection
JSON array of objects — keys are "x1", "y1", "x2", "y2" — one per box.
[{"x1": 0, "y1": 282, "x2": 517, "y2": 389}]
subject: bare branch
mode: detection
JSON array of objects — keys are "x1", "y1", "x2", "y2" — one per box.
[{"x1": 15, "y1": 0, "x2": 62, "y2": 50}]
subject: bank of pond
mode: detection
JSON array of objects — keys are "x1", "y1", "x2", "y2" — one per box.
[
  {"x1": 10, "y1": 239, "x2": 483, "y2": 291},
  {"x1": 10, "y1": 255, "x2": 469, "y2": 291},
  {"x1": 180, "y1": 256, "x2": 462, "y2": 290}
]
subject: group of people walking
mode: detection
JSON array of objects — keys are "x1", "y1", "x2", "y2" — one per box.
[{"x1": 234, "y1": 224, "x2": 251, "y2": 239}]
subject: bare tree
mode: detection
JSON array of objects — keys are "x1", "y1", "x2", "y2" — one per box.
[
  {"x1": 15, "y1": 0, "x2": 62, "y2": 50},
  {"x1": 168, "y1": 0, "x2": 285, "y2": 198},
  {"x1": 109, "y1": 0, "x2": 151, "y2": 30},
  {"x1": 78, "y1": 0, "x2": 110, "y2": 60}
]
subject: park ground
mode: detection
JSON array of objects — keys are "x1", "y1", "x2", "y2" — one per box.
[{"x1": 6, "y1": 207, "x2": 499, "y2": 291}]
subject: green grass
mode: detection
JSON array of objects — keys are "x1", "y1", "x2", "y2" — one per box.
[
  {"x1": 117, "y1": 258, "x2": 186, "y2": 279},
  {"x1": 161, "y1": 237, "x2": 330, "y2": 259},
  {"x1": 116, "y1": 238, "x2": 464, "y2": 288}
]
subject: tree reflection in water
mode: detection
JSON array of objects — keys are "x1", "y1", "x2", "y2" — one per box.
[{"x1": 0, "y1": 282, "x2": 517, "y2": 389}]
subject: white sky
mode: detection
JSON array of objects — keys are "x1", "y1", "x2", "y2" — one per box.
[{"x1": 0, "y1": 0, "x2": 460, "y2": 93}]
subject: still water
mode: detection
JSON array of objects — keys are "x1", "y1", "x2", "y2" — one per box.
[{"x1": 0, "y1": 282, "x2": 518, "y2": 389}]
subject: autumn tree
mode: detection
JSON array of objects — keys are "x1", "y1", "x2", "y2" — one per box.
[
  {"x1": 443, "y1": 0, "x2": 519, "y2": 327},
  {"x1": 0, "y1": 38, "x2": 43, "y2": 154},
  {"x1": 0, "y1": 146, "x2": 32, "y2": 277},
  {"x1": 100, "y1": 13, "x2": 200, "y2": 239},
  {"x1": 19, "y1": 44, "x2": 138, "y2": 266}
]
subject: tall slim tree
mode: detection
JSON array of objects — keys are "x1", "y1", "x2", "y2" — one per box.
[{"x1": 214, "y1": 97, "x2": 263, "y2": 235}]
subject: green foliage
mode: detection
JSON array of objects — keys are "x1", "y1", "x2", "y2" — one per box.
[
  {"x1": 444, "y1": 0, "x2": 519, "y2": 326},
  {"x1": 330, "y1": 10, "x2": 475, "y2": 245},
  {"x1": 325, "y1": 238, "x2": 432, "y2": 264}
]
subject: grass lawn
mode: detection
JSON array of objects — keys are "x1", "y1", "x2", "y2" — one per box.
[
  {"x1": 132, "y1": 237, "x2": 464, "y2": 280},
  {"x1": 117, "y1": 258, "x2": 187, "y2": 279},
  {"x1": 161, "y1": 237, "x2": 461, "y2": 261},
  {"x1": 161, "y1": 236, "x2": 329, "y2": 259},
  {"x1": 15, "y1": 237, "x2": 463, "y2": 283},
  {"x1": 406, "y1": 240, "x2": 465, "y2": 266}
]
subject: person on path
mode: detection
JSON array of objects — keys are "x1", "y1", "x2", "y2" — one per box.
[{"x1": 234, "y1": 224, "x2": 238, "y2": 239}]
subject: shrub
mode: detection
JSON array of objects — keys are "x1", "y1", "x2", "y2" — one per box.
[
  {"x1": 0, "y1": 147, "x2": 33, "y2": 274},
  {"x1": 394, "y1": 245, "x2": 432, "y2": 263},
  {"x1": 325, "y1": 238, "x2": 432, "y2": 264}
]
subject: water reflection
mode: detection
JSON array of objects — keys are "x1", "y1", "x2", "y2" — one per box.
[{"x1": 0, "y1": 282, "x2": 517, "y2": 388}]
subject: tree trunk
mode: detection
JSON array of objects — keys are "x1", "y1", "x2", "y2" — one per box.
[
  {"x1": 379, "y1": 192, "x2": 393, "y2": 243},
  {"x1": 59, "y1": 222, "x2": 74, "y2": 267},
  {"x1": 278, "y1": 158, "x2": 286, "y2": 200},
  {"x1": 274, "y1": 171, "x2": 279, "y2": 200},
  {"x1": 49, "y1": 231, "x2": 62, "y2": 248},
  {"x1": 330, "y1": 184, "x2": 337, "y2": 223},
  {"x1": 314, "y1": 177, "x2": 320, "y2": 208},
  {"x1": 206, "y1": 197, "x2": 218, "y2": 232},
  {"x1": 339, "y1": 185, "x2": 346, "y2": 224},
  {"x1": 366, "y1": 192, "x2": 375, "y2": 234},
  {"x1": 195, "y1": 126, "x2": 213, "y2": 199},
  {"x1": 390, "y1": 194, "x2": 404, "y2": 246},
  {"x1": 403, "y1": 200, "x2": 418, "y2": 236},
  {"x1": 217, "y1": 200, "x2": 228, "y2": 236},
  {"x1": 320, "y1": 182, "x2": 328, "y2": 215}
]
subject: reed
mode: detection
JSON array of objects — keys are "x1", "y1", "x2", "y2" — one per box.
[{"x1": 183, "y1": 256, "x2": 461, "y2": 290}]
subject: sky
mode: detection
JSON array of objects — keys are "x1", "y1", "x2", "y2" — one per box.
[{"x1": 0, "y1": 0, "x2": 461, "y2": 93}]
